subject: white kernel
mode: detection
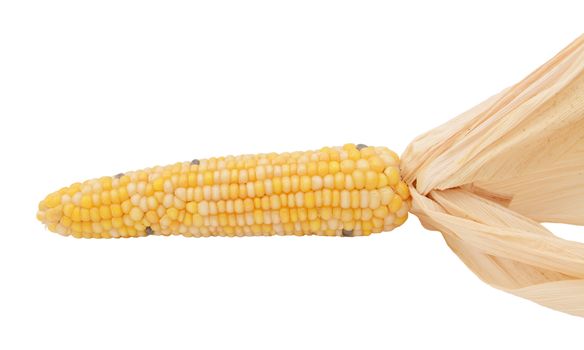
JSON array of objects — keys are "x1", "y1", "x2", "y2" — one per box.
[
  {"x1": 340, "y1": 191, "x2": 351, "y2": 208},
  {"x1": 72, "y1": 192, "x2": 82, "y2": 205},
  {"x1": 311, "y1": 176, "x2": 323, "y2": 190},
  {"x1": 323, "y1": 175, "x2": 334, "y2": 189},
  {"x1": 246, "y1": 182, "x2": 255, "y2": 197},
  {"x1": 61, "y1": 194, "x2": 71, "y2": 204},
  {"x1": 360, "y1": 190, "x2": 369, "y2": 208},
  {"x1": 220, "y1": 169, "x2": 230, "y2": 183},
  {"x1": 127, "y1": 183, "x2": 137, "y2": 196},
  {"x1": 198, "y1": 201, "x2": 209, "y2": 216},
  {"x1": 264, "y1": 179, "x2": 273, "y2": 195},
  {"x1": 163, "y1": 194, "x2": 174, "y2": 208},
  {"x1": 266, "y1": 165, "x2": 274, "y2": 178},
  {"x1": 163, "y1": 180, "x2": 173, "y2": 193},
  {"x1": 397, "y1": 202, "x2": 408, "y2": 217},
  {"x1": 209, "y1": 202, "x2": 217, "y2": 215},
  {"x1": 137, "y1": 197, "x2": 146, "y2": 211},
  {"x1": 294, "y1": 192, "x2": 304, "y2": 207},
  {"x1": 175, "y1": 188, "x2": 186, "y2": 201},
  {"x1": 384, "y1": 214, "x2": 395, "y2": 225},
  {"x1": 256, "y1": 166, "x2": 266, "y2": 180},
  {"x1": 203, "y1": 186, "x2": 212, "y2": 200},
  {"x1": 186, "y1": 188, "x2": 194, "y2": 201},
  {"x1": 130, "y1": 194, "x2": 141, "y2": 206},
  {"x1": 356, "y1": 159, "x2": 369, "y2": 170},
  {"x1": 369, "y1": 190, "x2": 381, "y2": 209}
]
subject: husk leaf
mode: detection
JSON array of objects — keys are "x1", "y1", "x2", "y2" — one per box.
[{"x1": 402, "y1": 35, "x2": 584, "y2": 316}]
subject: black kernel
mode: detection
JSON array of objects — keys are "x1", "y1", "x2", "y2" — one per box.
[
  {"x1": 342, "y1": 229, "x2": 354, "y2": 237},
  {"x1": 191, "y1": 159, "x2": 200, "y2": 165},
  {"x1": 356, "y1": 144, "x2": 367, "y2": 150},
  {"x1": 145, "y1": 227, "x2": 154, "y2": 236},
  {"x1": 114, "y1": 173, "x2": 124, "y2": 178}
]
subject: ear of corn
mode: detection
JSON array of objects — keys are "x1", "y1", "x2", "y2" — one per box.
[{"x1": 37, "y1": 144, "x2": 410, "y2": 238}]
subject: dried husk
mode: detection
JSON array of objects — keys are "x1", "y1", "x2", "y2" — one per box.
[{"x1": 402, "y1": 35, "x2": 584, "y2": 316}]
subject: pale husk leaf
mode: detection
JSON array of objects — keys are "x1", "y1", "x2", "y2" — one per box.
[{"x1": 401, "y1": 35, "x2": 584, "y2": 316}]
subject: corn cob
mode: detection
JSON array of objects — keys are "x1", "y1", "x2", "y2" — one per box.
[{"x1": 36, "y1": 144, "x2": 410, "y2": 238}]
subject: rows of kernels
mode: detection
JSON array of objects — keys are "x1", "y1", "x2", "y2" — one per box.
[{"x1": 37, "y1": 144, "x2": 410, "y2": 238}]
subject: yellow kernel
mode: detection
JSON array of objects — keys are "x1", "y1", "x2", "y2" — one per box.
[
  {"x1": 183, "y1": 213, "x2": 193, "y2": 226},
  {"x1": 167, "y1": 208, "x2": 179, "y2": 221},
  {"x1": 145, "y1": 210, "x2": 158, "y2": 224},
  {"x1": 253, "y1": 210, "x2": 263, "y2": 224},
  {"x1": 153, "y1": 178, "x2": 164, "y2": 192},
  {"x1": 82, "y1": 222, "x2": 93, "y2": 234},
  {"x1": 389, "y1": 195, "x2": 403, "y2": 213},
  {"x1": 204, "y1": 171, "x2": 213, "y2": 185},
  {"x1": 352, "y1": 170, "x2": 365, "y2": 189},
  {"x1": 378, "y1": 173, "x2": 388, "y2": 187},
  {"x1": 188, "y1": 173, "x2": 197, "y2": 187},
  {"x1": 369, "y1": 156, "x2": 385, "y2": 172},
  {"x1": 309, "y1": 220, "x2": 321, "y2": 232},
  {"x1": 328, "y1": 160, "x2": 340, "y2": 174},
  {"x1": 365, "y1": 171, "x2": 378, "y2": 190},
  {"x1": 71, "y1": 207, "x2": 81, "y2": 222},
  {"x1": 373, "y1": 206, "x2": 389, "y2": 219},
  {"x1": 305, "y1": 192, "x2": 315, "y2": 208},
  {"x1": 315, "y1": 161, "x2": 327, "y2": 176},
  {"x1": 112, "y1": 217, "x2": 123, "y2": 229},
  {"x1": 341, "y1": 209, "x2": 353, "y2": 221},
  {"x1": 101, "y1": 191, "x2": 111, "y2": 205},
  {"x1": 340, "y1": 159, "x2": 355, "y2": 174},
  {"x1": 119, "y1": 175, "x2": 131, "y2": 186},
  {"x1": 63, "y1": 203, "x2": 74, "y2": 217},
  {"x1": 334, "y1": 172, "x2": 345, "y2": 190},
  {"x1": 348, "y1": 148, "x2": 360, "y2": 160},
  {"x1": 394, "y1": 212, "x2": 408, "y2": 226},
  {"x1": 118, "y1": 187, "x2": 129, "y2": 201},
  {"x1": 307, "y1": 162, "x2": 318, "y2": 176},
  {"x1": 300, "y1": 176, "x2": 311, "y2": 192},
  {"x1": 384, "y1": 167, "x2": 400, "y2": 186},
  {"x1": 342, "y1": 220, "x2": 354, "y2": 231},
  {"x1": 360, "y1": 147, "x2": 376, "y2": 158},
  {"x1": 71, "y1": 222, "x2": 82, "y2": 233},
  {"x1": 99, "y1": 206, "x2": 112, "y2": 220},
  {"x1": 89, "y1": 207, "x2": 101, "y2": 222},
  {"x1": 130, "y1": 207, "x2": 144, "y2": 221},
  {"x1": 186, "y1": 202, "x2": 197, "y2": 214},
  {"x1": 80, "y1": 208, "x2": 91, "y2": 221},
  {"x1": 278, "y1": 208, "x2": 288, "y2": 223},
  {"x1": 110, "y1": 190, "x2": 120, "y2": 204},
  {"x1": 110, "y1": 204, "x2": 122, "y2": 218},
  {"x1": 44, "y1": 194, "x2": 61, "y2": 208},
  {"x1": 101, "y1": 220, "x2": 112, "y2": 231},
  {"x1": 362, "y1": 221, "x2": 373, "y2": 235},
  {"x1": 99, "y1": 178, "x2": 112, "y2": 191},
  {"x1": 80, "y1": 195, "x2": 92, "y2": 209},
  {"x1": 396, "y1": 181, "x2": 410, "y2": 199},
  {"x1": 60, "y1": 216, "x2": 72, "y2": 227},
  {"x1": 272, "y1": 177, "x2": 282, "y2": 194}
]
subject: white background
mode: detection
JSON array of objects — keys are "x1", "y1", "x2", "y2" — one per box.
[{"x1": 1, "y1": 1, "x2": 583, "y2": 349}]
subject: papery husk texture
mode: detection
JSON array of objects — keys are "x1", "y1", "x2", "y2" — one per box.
[{"x1": 402, "y1": 35, "x2": 584, "y2": 317}]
